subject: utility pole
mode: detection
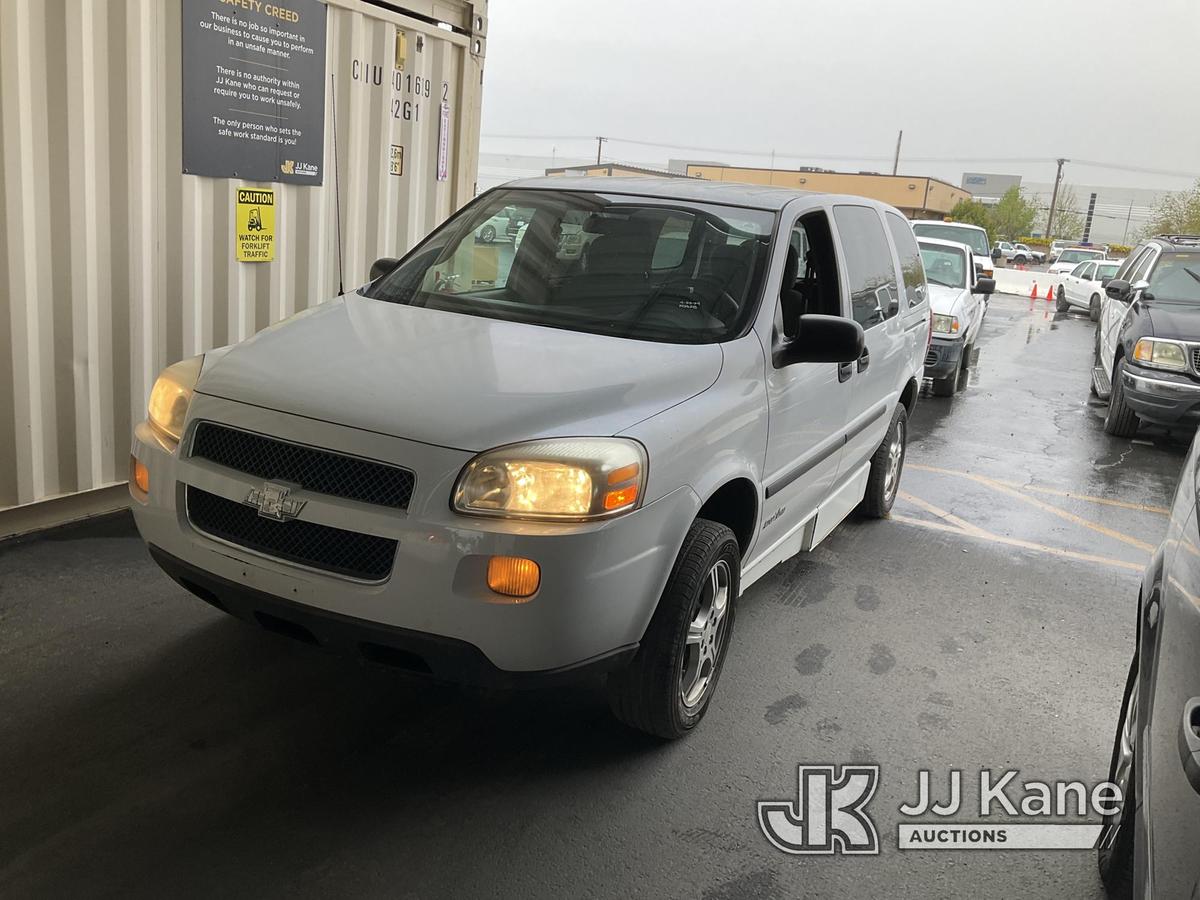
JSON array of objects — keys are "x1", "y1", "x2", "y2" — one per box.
[
  {"x1": 1122, "y1": 199, "x2": 1134, "y2": 245},
  {"x1": 1045, "y1": 157, "x2": 1068, "y2": 238},
  {"x1": 595, "y1": 136, "x2": 607, "y2": 165},
  {"x1": 892, "y1": 130, "x2": 903, "y2": 176}
]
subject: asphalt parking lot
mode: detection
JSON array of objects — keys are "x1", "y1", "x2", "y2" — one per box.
[{"x1": 0, "y1": 292, "x2": 1189, "y2": 899}]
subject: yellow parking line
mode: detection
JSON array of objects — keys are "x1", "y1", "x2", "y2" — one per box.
[
  {"x1": 897, "y1": 491, "x2": 995, "y2": 538},
  {"x1": 909, "y1": 462, "x2": 1169, "y2": 516},
  {"x1": 906, "y1": 463, "x2": 1156, "y2": 554},
  {"x1": 891, "y1": 513, "x2": 1146, "y2": 572}
]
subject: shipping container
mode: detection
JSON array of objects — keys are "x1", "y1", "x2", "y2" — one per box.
[{"x1": 0, "y1": 0, "x2": 488, "y2": 537}]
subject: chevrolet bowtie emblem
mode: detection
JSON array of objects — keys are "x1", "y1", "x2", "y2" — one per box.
[{"x1": 245, "y1": 483, "x2": 306, "y2": 521}]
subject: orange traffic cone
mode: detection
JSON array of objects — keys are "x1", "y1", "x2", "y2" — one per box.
[
  {"x1": 1046, "y1": 283, "x2": 1055, "y2": 301},
  {"x1": 1030, "y1": 281, "x2": 1039, "y2": 299}
]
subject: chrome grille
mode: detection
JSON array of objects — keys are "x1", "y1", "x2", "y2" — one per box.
[
  {"x1": 186, "y1": 486, "x2": 397, "y2": 581},
  {"x1": 1191, "y1": 347, "x2": 1200, "y2": 372},
  {"x1": 190, "y1": 422, "x2": 414, "y2": 510}
]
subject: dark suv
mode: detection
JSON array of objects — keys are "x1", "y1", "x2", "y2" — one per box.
[{"x1": 1093, "y1": 235, "x2": 1200, "y2": 436}]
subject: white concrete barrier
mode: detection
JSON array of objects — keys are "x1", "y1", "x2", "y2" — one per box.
[{"x1": 992, "y1": 267, "x2": 1060, "y2": 299}]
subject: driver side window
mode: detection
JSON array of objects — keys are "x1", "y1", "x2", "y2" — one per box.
[{"x1": 777, "y1": 211, "x2": 842, "y2": 339}]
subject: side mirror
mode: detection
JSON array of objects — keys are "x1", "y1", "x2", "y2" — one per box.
[
  {"x1": 1105, "y1": 278, "x2": 1131, "y2": 301},
  {"x1": 972, "y1": 277, "x2": 996, "y2": 295},
  {"x1": 991, "y1": 248, "x2": 1002, "y2": 260},
  {"x1": 775, "y1": 315, "x2": 864, "y2": 366},
  {"x1": 370, "y1": 257, "x2": 401, "y2": 281}
]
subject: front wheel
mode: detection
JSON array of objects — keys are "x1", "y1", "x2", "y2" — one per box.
[
  {"x1": 858, "y1": 404, "x2": 907, "y2": 517},
  {"x1": 1090, "y1": 294, "x2": 1102, "y2": 322},
  {"x1": 1097, "y1": 655, "x2": 1138, "y2": 897},
  {"x1": 478, "y1": 224, "x2": 496, "y2": 243},
  {"x1": 606, "y1": 519, "x2": 740, "y2": 739},
  {"x1": 1104, "y1": 358, "x2": 1141, "y2": 437}
]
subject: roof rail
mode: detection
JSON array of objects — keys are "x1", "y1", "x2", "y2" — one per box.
[{"x1": 1155, "y1": 234, "x2": 1200, "y2": 244}]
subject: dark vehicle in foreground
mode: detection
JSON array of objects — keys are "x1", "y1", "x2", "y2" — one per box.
[
  {"x1": 1093, "y1": 235, "x2": 1200, "y2": 437},
  {"x1": 1097, "y1": 425, "x2": 1200, "y2": 897}
]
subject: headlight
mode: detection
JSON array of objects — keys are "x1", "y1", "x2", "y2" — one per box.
[
  {"x1": 147, "y1": 355, "x2": 203, "y2": 446},
  {"x1": 1133, "y1": 338, "x2": 1187, "y2": 371},
  {"x1": 932, "y1": 314, "x2": 960, "y2": 336},
  {"x1": 453, "y1": 438, "x2": 647, "y2": 521}
]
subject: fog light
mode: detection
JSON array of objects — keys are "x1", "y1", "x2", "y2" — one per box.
[
  {"x1": 130, "y1": 455, "x2": 150, "y2": 496},
  {"x1": 487, "y1": 556, "x2": 540, "y2": 599}
]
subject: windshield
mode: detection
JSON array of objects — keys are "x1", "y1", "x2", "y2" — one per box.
[
  {"x1": 365, "y1": 189, "x2": 774, "y2": 344},
  {"x1": 1148, "y1": 252, "x2": 1200, "y2": 303},
  {"x1": 918, "y1": 244, "x2": 967, "y2": 288},
  {"x1": 912, "y1": 222, "x2": 989, "y2": 257},
  {"x1": 1058, "y1": 248, "x2": 1104, "y2": 264}
]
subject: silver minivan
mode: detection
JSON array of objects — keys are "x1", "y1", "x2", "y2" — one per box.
[{"x1": 130, "y1": 178, "x2": 930, "y2": 738}]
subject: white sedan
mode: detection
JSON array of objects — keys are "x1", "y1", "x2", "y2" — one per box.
[
  {"x1": 1048, "y1": 246, "x2": 1107, "y2": 276},
  {"x1": 1056, "y1": 258, "x2": 1123, "y2": 321}
]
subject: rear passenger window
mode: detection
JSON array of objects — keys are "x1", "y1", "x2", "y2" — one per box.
[
  {"x1": 885, "y1": 212, "x2": 926, "y2": 308},
  {"x1": 834, "y1": 205, "x2": 900, "y2": 329}
]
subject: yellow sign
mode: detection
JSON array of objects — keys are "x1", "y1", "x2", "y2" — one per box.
[{"x1": 236, "y1": 188, "x2": 275, "y2": 262}]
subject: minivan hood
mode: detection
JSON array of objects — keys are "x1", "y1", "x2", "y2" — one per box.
[
  {"x1": 196, "y1": 294, "x2": 724, "y2": 451},
  {"x1": 1141, "y1": 300, "x2": 1200, "y2": 342}
]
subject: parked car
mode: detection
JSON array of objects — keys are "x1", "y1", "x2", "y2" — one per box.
[
  {"x1": 475, "y1": 209, "x2": 525, "y2": 243},
  {"x1": 1049, "y1": 246, "x2": 1107, "y2": 275},
  {"x1": 1093, "y1": 234, "x2": 1200, "y2": 436},
  {"x1": 128, "y1": 178, "x2": 930, "y2": 739},
  {"x1": 919, "y1": 237, "x2": 993, "y2": 396},
  {"x1": 1097, "y1": 423, "x2": 1200, "y2": 897},
  {"x1": 1057, "y1": 258, "x2": 1123, "y2": 321},
  {"x1": 993, "y1": 241, "x2": 1044, "y2": 264},
  {"x1": 912, "y1": 221, "x2": 994, "y2": 297},
  {"x1": 1048, "y1": 239, "x2": 1077, "y2": 265}
]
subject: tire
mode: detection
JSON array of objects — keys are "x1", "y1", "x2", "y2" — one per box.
[
  {"x1": 857, "y1": 403, "x2": 908, "y2": 517},
  {"x1": 1097, "y1": 655, "x2": 1138, "y2": 898},
  {"x1": 1090, "y1": 328, "x2": 1102, "y2": 397},
  {"x1": 1056, "y1": 286, "x2": 1070, "y2": 312},
  {"x1": 478, "y1": 224, "x2": 496, "y2": 243},
  {"x1": 931, "y1": 374, "x2": 956, "y2": 397},
  {"x1": 1090, "y1": 293, "x2": 1102, "y2": 322},
  {"x1": 606, "y1": 518, "x2": 740, "y2": 739},
  {"x1": 1104, "y1": 357, "x2": 1141, "y2": 437}
]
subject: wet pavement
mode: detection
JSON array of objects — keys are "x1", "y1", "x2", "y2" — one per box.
[{"x1": 0, "y1": 292, "x2": 1188, "y2": 899}]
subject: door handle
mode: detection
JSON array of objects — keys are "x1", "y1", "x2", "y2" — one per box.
[
  {"x1": 838, "y1": 361, "x2": 854, "y2": 383},
  {"x1": 1178, "y1": 697, "x2": 1200, "y2": 794},
  {"x1": 857, "y1": 348, "x2": 871, "y2": 373}
]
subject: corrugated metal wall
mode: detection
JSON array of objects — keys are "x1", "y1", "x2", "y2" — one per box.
[{"x1": 0, "y1": 0, "x2": 486, "y2": 529}]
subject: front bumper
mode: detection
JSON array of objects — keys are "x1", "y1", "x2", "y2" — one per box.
[
  {"x1": 1121, "y1": 363, "x2": 1200, "y2": 427},
  {"x1": 130, "y1": 393, "x2": 700, "y2": 674},
  {"x1": 924, "y1": 336, "x2": 964, "y2": 379}
]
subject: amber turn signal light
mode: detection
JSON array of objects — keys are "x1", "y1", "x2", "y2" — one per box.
[
  {"x1": 487, "y1": 556, "x2": 540, "y2": 599},
  {"x1": 130, "y1": 455, "x2": 150, "y2": 496}
]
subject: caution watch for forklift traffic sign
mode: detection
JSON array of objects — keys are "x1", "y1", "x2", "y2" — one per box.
[{"x1": 236, "y1": 188, "x2": 275, "y2": 262}]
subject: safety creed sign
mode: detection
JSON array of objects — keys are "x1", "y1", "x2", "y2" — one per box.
[{"x1": 236, "y1": 188, "x2": 275, "y2": 262}]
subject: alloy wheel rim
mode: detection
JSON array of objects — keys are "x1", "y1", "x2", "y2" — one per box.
[
  {"x1": 884, "y1": 420, "x2": 905, "y2": 501},
  {"x1": 680, "y1": 559, "x2": 731, "y2": 710}
]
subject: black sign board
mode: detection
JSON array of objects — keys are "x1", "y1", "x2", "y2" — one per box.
[{"x1": 182, "y1": 0, "x2": 327, "y2": 184}]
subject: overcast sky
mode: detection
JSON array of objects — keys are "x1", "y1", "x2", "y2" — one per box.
[{"x1": 479, "y1": 0, "x2": 1199, "y2": 191}]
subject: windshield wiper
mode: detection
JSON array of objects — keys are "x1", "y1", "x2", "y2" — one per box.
[{"x1": 1183, "y1": 267, "x2": 1200, "y2": 286}]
